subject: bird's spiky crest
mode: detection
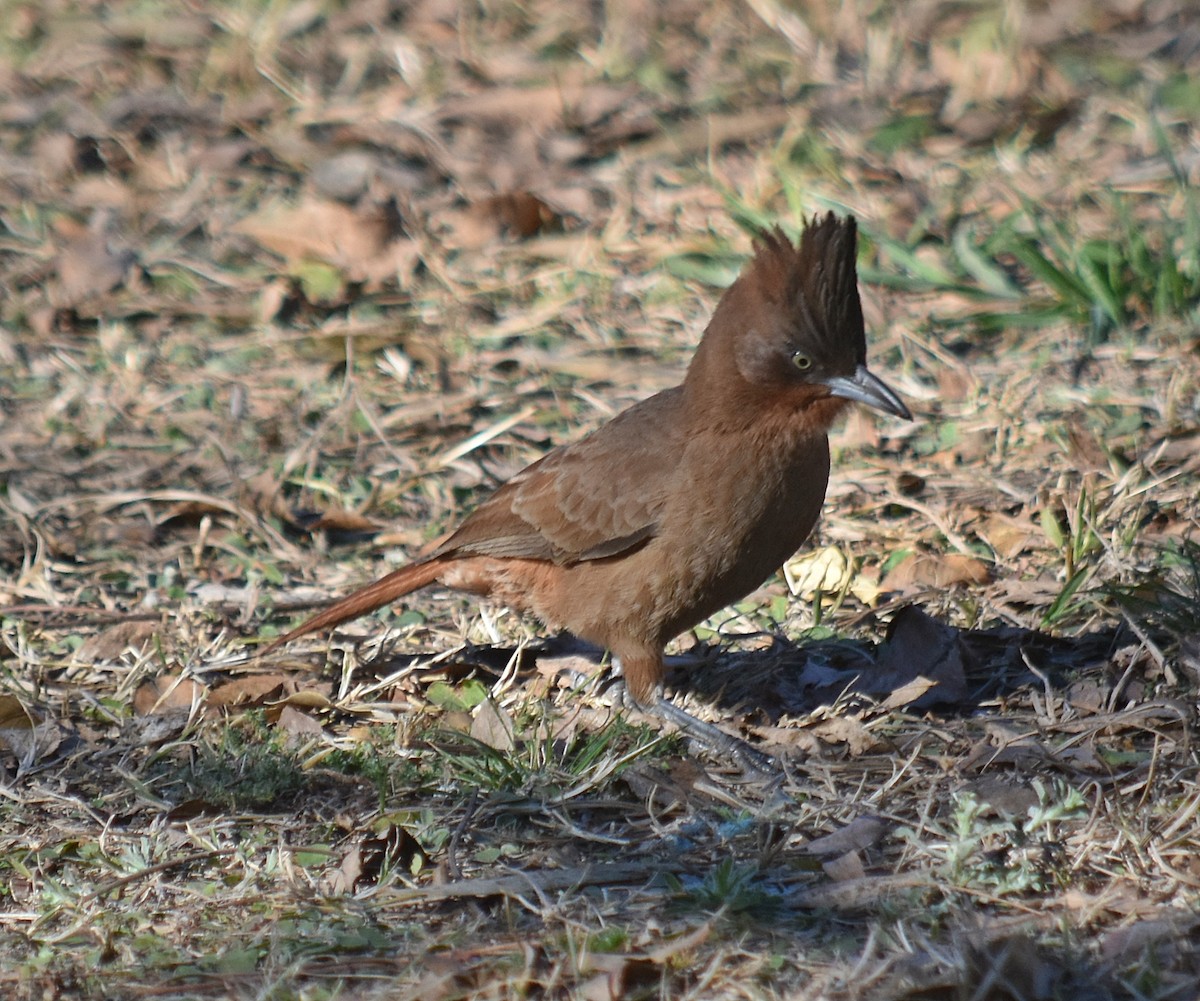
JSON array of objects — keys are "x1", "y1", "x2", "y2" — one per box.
[{"x1": 746, "y1": 213, "x2": 866, "y2": 362}]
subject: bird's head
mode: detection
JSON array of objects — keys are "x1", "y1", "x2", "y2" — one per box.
[{"x1": 688, "y1": 213, "x2": 911, "y2": 424}]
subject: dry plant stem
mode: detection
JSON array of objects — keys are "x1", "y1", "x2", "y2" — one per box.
[{"x1": 447, "y1": 787, "x2": 479, "y2": 880}]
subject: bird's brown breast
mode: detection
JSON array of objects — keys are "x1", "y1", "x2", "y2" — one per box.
[{"x1": 458, "y1": 405, "x2": 834, "y2": 659}]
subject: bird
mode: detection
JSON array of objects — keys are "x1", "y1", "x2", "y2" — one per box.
[{"x1": 265, "y1": 213, "x2": 911, "y2": 768}]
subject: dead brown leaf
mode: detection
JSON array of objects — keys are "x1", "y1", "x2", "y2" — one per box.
[
  {"x1": 822, "y1": 851, "x2": 867, "y2": 882},
  {"x1": 0, "y1": 693, "x2": 38, "y2": 772},
  {"x1": 1067, "y1": 417, "x2": 1113, "y2": 473},
  {"x1": 964, "y1": 934, "x2": 1064, "y2": 1001},
  {"x1": 469, "y1": 698, "x2": 516, "y2": 752},
  {"x1": 267, "y1": 687, "x2": 335, "y2": 712},
  {"x1": 326, "y1": 824, "x2": 429, "y2": 895},
  {"x1": 876, "y1": 676, "x2": 939, "y2": 711},
  {"x1": 871, "y1": 605, "x2": 969, "y2": 707},
  {"x1": 275, "y1": 704, "x2": 325, "y2": 738},
  {"x1": 807, "y1": 716, "x2": 883, "y2": 756},
  {"x1": 298, "y1": 508, "x2": 381, "y2": 541},
  {"x1": 208, "y1": 674, "x2": 292, "y2": 708},
  {"x1": 803, "y1": 815, "x2": 890, "y2": 858},
  {"x1": 622, "y1": 759, "x2": 708, "y2": 812},
  {"x1": 232, "y1": 197, "x2": 407, "y2": 284},
  {"x1": 976, "y1": 512, "x2": 1040, "y2": 560},
  {"x1": 881, "y1": 553, "x2": 991, "y2": 591},
  {"x1": 75, "y1": 620, "x2": 157, "y2": 664},
  {"x1": 577, "y1": 954, "x2": 660, "y2": 1001},
  {"x1": 644, "y1": 920, "x2": 713, "y2": 964},
  {"x1": 444, "y1": 192, "x2": 568, "y2": 250},
  {"x1": 325, "y1": 843, "x2": 363, "y2": 896},
  {"x1": 52, "y1": 214, "x2": 138, "y2": 307},
  {"x1": 133, "y1": 673, "x2": 206, "y2": 715},
  {"x1": 962, "y1": 775, "x2": 1041, "y2": 815}
]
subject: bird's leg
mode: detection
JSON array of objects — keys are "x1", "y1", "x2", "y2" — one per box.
[
  {"x1": 648, "y1": 692, "x2": 778, "y2": 776},
  {"x1": 614, "y1": 654, "x2": 778, "y2": 776}
]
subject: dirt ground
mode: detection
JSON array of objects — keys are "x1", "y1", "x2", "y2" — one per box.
[{"x1": 2, "y1": 1, "x2": 1199, "y2": 998}]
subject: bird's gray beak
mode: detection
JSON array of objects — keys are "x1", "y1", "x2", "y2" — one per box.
[{"x1": 824, "y1": 365, "x2": 912, "y2": 420}]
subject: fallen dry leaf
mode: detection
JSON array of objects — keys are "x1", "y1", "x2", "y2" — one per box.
[
  {"x1": 296, "y1": 507, "x2": 381, "y2": 544},
  {"x1": 133, "y1": 673, "x2": 206, "y2": 715},
  {"x1": 0, "y1": 694, "x2": 38, "y2": 772},
  {"x1": 806, "y1": 716, "x2": 883, "y2": 756},
  {"x1": 784, "y1": 545, "x2": 852, "y2": 599},
  {"x1": 976, "y1": 512, "x2": 1040, "y2": 560},
  {"x1": 822, "y1": 850, "x2": 867, "y2": 882},
  {"x1": 232, "y1": 197, "x2": 406, "y2": 284},
  {"x1": 876, "y1": 676, "x2": 939, "y2": 710},
  {"x1": 325, "y1": 844, "x2": 362, "y2": 896},
  {"x1": 75, "y1": 620, "x2": 157, "y2": 664},
  {"x1": 881, "y1": 553, "x2": 991, "y2": 592},
  {"x1": 803, "y1": 815, "x2": 890, "y2": 858},
  {"x1": 53, "y1": 215, "x2": 138, "y2": 307},
  {"x1": 470, "y1": 698, "x2": 516, "y2": 752},
  {"x1": 208, "y1": 674, "x2": 292, "y2": 708},
  {"x1": 276, "y1": 704, "x2": 325, "y2": 738},
  {"x1": 443, "y1": 191, "x2": 568, "y2": 249},
  {"x1": 871, "y1": 605, "x2": 969, "y2": 707}
]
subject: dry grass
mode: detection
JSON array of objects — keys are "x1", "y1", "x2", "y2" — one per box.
[{"x1": 2, "y1": 1, "x2": 1199, "y2": 998}]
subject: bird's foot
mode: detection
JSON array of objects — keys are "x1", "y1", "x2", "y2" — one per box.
[
  {"x1": 607, "y1": 681, "x2": 778, "y2": 777},
  {"x1": 650, "y1": 695, "x2": 779, "y2": 777}
]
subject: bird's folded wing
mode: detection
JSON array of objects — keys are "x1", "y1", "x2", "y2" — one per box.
[{"x1": 436, "y1": 390, "x2": 684, "y2": 565}]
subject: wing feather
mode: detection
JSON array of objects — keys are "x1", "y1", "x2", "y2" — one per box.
[{"x1": 436, "y1": 389, "x2": 685, "y2": 564}]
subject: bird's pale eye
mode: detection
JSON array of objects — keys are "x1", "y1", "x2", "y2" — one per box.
[{"x1": 792, "y1": 352, "x2": 813, "y2": 372}]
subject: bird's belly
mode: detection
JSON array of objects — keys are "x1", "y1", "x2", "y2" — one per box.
[
  {"x1": 661, "y1": 467, "x2": 828, "y2": 634},
  {"x1": 543, "y1": 440, "x2": 830, "y2": 649}
]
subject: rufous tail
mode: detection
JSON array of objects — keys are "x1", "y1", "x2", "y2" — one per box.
[{"x1": 262, "y1": 558, "x2": 444, "y2": 654}]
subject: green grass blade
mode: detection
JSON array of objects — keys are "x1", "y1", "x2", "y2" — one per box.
[{"x1": 952, "y1": 224, "x2": 1023, "y2": 299}]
